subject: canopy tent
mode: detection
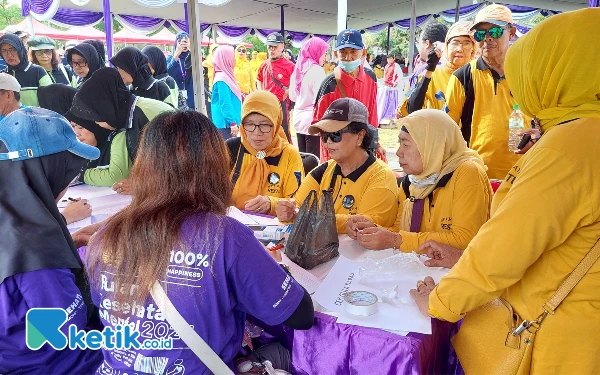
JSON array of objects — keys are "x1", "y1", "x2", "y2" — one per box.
[
  {"x1": 201, "y1": 36, "x2": 253, "y2": 48},
  {"x1": 113, "y1": 27, "x2": 176, "y2": 45},
  {"x1": 5, "y1": 18, "x2": 105, "y2": 41}
]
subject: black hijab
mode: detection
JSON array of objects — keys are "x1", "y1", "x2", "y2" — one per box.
[
  {"x1": 38, "y1": 84, "x2": 113, "y2": 170},
  {"x1": 142, "y1": 45, "x2": 168, "y2": 80},
  {"x1": 0, "y1": 145, "x2": 95, "y2": 319},
  {"x1": 82, "y1": 39, "x2": 106, "y2": 67},
  {"x1": 0, "y1": 34, "x2": 29, "y2": 71},
  {"x1": 71, "y1": 67, "x2": 133, "y2": 130},
  {"x1": 67, "y1": 43, "x2": 102, "y2": 81},
  {"x1": 110, "y1": 47, "x2": 154, "y2": 90}
]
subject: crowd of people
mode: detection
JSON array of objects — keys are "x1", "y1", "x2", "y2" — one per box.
[{"x1": 0, "y1": 4, "x2": 599, "y2": 374}]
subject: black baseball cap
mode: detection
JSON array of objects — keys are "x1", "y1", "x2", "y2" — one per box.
[{"x1": 266, "y1": 32, "x2": 285, "y2": 46}]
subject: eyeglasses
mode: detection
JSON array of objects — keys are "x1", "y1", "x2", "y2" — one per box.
[
  {"x1": 34, "y1": 49, "x2": 53, "y2": 56},
  {"x1": 473, "y1": 25, "x2": 510, "y2": 42},
  {"x1": 238, "y1": 49, "x2": 247, "y2": 53},
  {"x1": 242, "y1": 122, "x2": 273, "y2": 133},
  {"x1": 70, "y1": 60, "x2": 88, "y2": 68},
  {"x1": 0, "y1": 47, "x2": 17, "y2": 56},
  {"x1": 448, "y1": 40, "x2": 474, "y2": 49},
  {"x1": 320, "y1": 129, "x2": 353, "y2": 143}
]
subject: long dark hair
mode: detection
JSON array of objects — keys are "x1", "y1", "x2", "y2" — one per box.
[
  {"x1": 29, "y1": 49, "x2": 60, "y2": 69},
  {"x1": 87, "y1": 111, "x2": 232, "y2": 304}
]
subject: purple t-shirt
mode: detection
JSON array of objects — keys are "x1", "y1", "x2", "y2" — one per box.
[
  {"x1": 0, "y1": 268, "x2": 103, "y2": 374},
  {"x1": 89, "y1": 213, "x2": 304, "y2": 375}
]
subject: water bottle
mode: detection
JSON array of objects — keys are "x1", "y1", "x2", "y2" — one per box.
[{"x1": 508, "y1": 104, "x2": 525, "y2": 152}]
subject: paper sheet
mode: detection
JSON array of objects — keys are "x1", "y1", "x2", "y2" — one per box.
[
  {"x1": 67, "y1": 216, "x2": 92, "y2": 231},
  {"x1": 313, "y1": 255, "x2": 449, "y2": 334},
  {"x1": 281, "y1": 254, "x2": 322, "y2": 294},
  {"x1": 87, "y1": 194, "x2": 132, "y2": 215},
  {"x1": 64, "y1": 185, "x2": 117, "y2": 200},
  {"x1": 227, "y1": 206, "x2": 260, "y2": 225}
]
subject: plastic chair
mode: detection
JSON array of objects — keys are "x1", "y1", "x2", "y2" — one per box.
[{"x1": 299, "y1": 152, "x2": 319, "y2": 175}]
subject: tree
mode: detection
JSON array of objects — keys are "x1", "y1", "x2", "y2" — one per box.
[
  {"x1": 0, "y1": 0, "x2": 24, "y2": 31},
  {"x1": 367, "y1": 27, "x2": 410, "y2": 58},
  {"x1": 93, "y1": 18, "x2": 123, "y2": 34}
]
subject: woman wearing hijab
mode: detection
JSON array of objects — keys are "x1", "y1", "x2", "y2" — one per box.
[
  {"x1": 284, "y1": 49, "x2": 296, "y2": 63},
  {"x1": 71, "y1": 67, "x2": 172, "y2": 164},
  {"x1": 142, "y1": 45, "x2": 179, "y2": 108},
  {"x1": 38, "y1": 83, "x2": 128, "y2": 187},
  {"x1": 234, "y1": 44, "x2": 254, "y2": 95},
  {"x1": 0, "y1": 34, "x2": 51, "y2": 106},
  {"x1": 82, "y1": 39, "x2": 106, "y2": 67},
  {"x1": 110, "y1": 47, "x2": 173, "y2": 108},
  {"x1": 250, "y1": 51, "x2": 267, "y2": 89},
  {"x1": 410, "y1": 10, "x2": 600, "y2": 374},
  {"x1": 168, "y1": 32, "x2": 195, "y2": 109},
  {"x1": 211, "y1": 46, "x2": 242, "y2": 141},
  {"x1": 226, "y1": 91, "x2": 303, "y2": 216},
  {"x1": 67, "y1": 43, "x2": 102, "y2": 86},
  {"x1": 27, "y1": 36, "x2": 77, "y2": 87},
  {"x1": 0, "y1": 107, "x2": 103, "y2": 373},
  {"x1": 202, "y1": 42, "x2": 220, "y2": 88},
  {"x1": 347, "y1": 109, "x2": 492, "y2": 255},
  {"x1": 405, "y1": 21, "x2": 475, "y2": 114},
  {"x1": 289, "y1": 37, "x2": 329, "y2": 157}
]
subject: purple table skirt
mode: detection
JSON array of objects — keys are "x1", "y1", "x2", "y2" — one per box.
[
  {"x1": 258, "y1": 312, "x2": 454, "y2": 375},
  {"x1": 377, "y1": 89, "x2": 400, "y2": 124}
]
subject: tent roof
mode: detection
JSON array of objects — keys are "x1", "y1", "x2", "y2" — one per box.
[
  {"x1": 47, "y1": 0, "x2": 589, "y2": 36},
  {"x1": 8, "y1": 18, "x2": 105, "y2": 41},
  {"x1": 114, "y1": 28, "x2": 176, "y2": 45}
]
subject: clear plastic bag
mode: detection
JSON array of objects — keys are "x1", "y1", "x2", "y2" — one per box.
[{"x1": 359, "y1": 252, "x2": 425, "y2": 282}]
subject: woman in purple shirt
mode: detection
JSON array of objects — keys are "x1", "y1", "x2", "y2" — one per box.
[
  {"x1": 85, "y1": 111, "x2": 314, "y2": 374},
  {"x1": 0, "y1": 107, "x2": 103, "y2": 374}
]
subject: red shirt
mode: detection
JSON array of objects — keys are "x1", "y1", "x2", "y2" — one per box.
[
  {"x1": 312, "y1": 66, "x2": 379, "y2": 162},
  {"x1": 257, "y1": 58, "x2": 296, "y2": 102}
]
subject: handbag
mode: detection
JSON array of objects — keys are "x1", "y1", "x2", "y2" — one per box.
[
  {"x1": 452, "y1": 239, "x2": 600, "y2": 375},
  {"x1": 285, "y1": 180, "x2": 339, "y2": 269}
]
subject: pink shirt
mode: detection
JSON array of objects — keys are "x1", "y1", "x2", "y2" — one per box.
[{"x1": 289, "y1": 64, "x2": 326, "y2": 135}]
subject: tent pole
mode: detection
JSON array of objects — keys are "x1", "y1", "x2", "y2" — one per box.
[
  {"x1": 280, "y1": 5, "x2": 285, "y2": 36},
  {"x1": 183, "y1": 2, "x2": 189, "y2": 33},
  {"x1": 408, "y1": 0, "x2": 416, "y2": 74},
  {"x1": 337, "y1": 0, "x2": 347, "y2": 33},
  {"x1": 455, "y1": 0, "x2": 461, "y2": 22},
  {"x1": 386, "y1": 23, "x2": 391, "y2": 54},
  {"x1": 103, "y1": 0, "x2": 113, "y2": 61},
  {"x1": 187, "y1": 0, "x2": 207, "y2": 115}
]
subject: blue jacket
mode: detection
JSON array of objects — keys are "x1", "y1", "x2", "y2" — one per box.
[
  {"x1": 167, "y1": 51, "x2": 195, "y2": 109},
  {"x1": 211, "y1": 81, "x2": 241, "y2": 129}
]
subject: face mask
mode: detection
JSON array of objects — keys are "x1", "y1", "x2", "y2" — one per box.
[{"x1": 339, "y1": 58, "x2": 362, "y2": 73}]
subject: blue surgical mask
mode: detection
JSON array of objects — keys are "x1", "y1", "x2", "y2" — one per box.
[{"x1": 339, "y1": 58, "x2": 362, "y2": 73}]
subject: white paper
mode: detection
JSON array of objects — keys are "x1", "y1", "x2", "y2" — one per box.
[
  {"x1": 87, "y1": 194, "x2": 132, "y2": 215},
  {"x1": 67, "y1": 216, "x2": 92, "y2": 231},
  {"x1": 313, "y1": 255, "x2": 450, "y2": 334},
  {"x1": 226, "y1": 206, "x2": 259, "y2": 225},
  {"x1": 281, "y1": 254, "x2": 322, "y2": 294},
  {"x1": 64, "y1": 185, "x2": 117, "y2": 200}
]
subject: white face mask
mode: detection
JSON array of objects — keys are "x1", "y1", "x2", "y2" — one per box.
[{"x1": 339, "y1": 58, "x2": 362, "y2": 73}]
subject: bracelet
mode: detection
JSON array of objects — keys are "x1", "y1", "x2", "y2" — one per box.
[{"x1": 392, "y1": 233, "x2": 400, "y2": 252}]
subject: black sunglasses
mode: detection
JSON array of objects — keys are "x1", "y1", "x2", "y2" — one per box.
[
  {"x1": 473, "y1": 25, "x2": 510, "y2": 42},
  {"x1": 320, "y1": 129, "x2": 354, "y2": 143}
]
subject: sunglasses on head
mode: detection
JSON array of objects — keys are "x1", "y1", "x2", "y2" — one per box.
[
  {"x1": 473, "y1": 25, "x2": 510, "y2": 42},
  {"x1": 320, "y1": 129, "x2": 354, "y2": 143}
]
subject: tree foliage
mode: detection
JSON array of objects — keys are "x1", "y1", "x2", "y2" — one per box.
[{"x1": 0, "y1": 0, "x2": 24, "y2": 31}]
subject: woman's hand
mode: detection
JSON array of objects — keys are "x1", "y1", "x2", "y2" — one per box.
[
  {"x1": 409, "y1": 276, "x2": 436, "y2": 317},
  {"x1": 71, "y1": 221, "x2": 104, "y2": 247},
  {"x1": 419, "y1": 240, "x2": 463, "y2": 268},
  {"x1": 376, "y1": 144, "x2": 388, "y2": 162},
  {"x1": 514, "y1": 128, "x2": 542, "y2": 154},
  {"x1": 245, "y1": 195, "x2": 271, "y2": 214},
  {"x1": 61, "y1": 198, "x2": 92, "y2": 224},
  {"x1": 345, "y1": 215, "x2": 376, "y2": 240},
  {"x1": 112, "y1": 179, "x2": 132, "y2": 195},
  {"x1": 356, "y1": 227, "x2": 400, "y2": 251},
  {"x1": 276, "y1": 199, "x2": 297, "y2": 223}
]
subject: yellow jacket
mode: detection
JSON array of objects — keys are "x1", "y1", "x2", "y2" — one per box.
[
  {"x1": 445, "y1": 58, "x2": 528, "y2": 179},
  {"x1": 250, "y1": 53, "x2": 266, "y2": 90},
  {"x1": 392, "y1": 161, "x2": 492, "y2": 252},
  {"x1": 202, "y1": 43, "x2": 219, "y2": 88},
  {"x1": 231, "y1": 143, "x2": 303, "y2": 216},
  {"x1": 235, "y1": 55, "x2": 254, "y2": 95},
  {"x1": 429, "y1": 118, "x2": 600, "y2": 374},
  {"x1": 294, "y1": 154, "x2": 398, "y2": 233}
]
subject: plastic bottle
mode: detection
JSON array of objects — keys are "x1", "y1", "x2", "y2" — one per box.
[{"x1": 508, "y1": 104, "x2": 525, "y2": 152}]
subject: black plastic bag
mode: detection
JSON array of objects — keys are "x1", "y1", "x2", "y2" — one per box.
[{"x1": 285, "y1": 190, "x2": 339, "y2": 269}]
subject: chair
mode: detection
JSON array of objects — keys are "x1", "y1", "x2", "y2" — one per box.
[{"x1": 300, "y1": 152, "x2": 320, "y2": 175}]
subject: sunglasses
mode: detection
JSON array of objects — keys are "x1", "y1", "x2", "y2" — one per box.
[
  {"x1": 473, "y1": 25, "x2": 510, "y2": 42},
  {"x1": 320, "y1": 129, "x2": 354, "y2": 143},
  {"x1": 238, "y1": 49, "x2": 247, "y2": 53}
]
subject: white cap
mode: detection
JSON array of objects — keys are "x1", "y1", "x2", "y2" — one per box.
[{"x1": 0, "y1": 73, "x2": 21, "y2": 92}]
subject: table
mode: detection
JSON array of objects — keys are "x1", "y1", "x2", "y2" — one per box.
[{"x1": 64, "y1": 185, "x2": 455, "y2": 374}]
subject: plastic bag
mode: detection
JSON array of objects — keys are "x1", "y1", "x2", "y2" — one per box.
[{"x1": 285, "y1": 190, "x2": 339, "y2": 269}]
